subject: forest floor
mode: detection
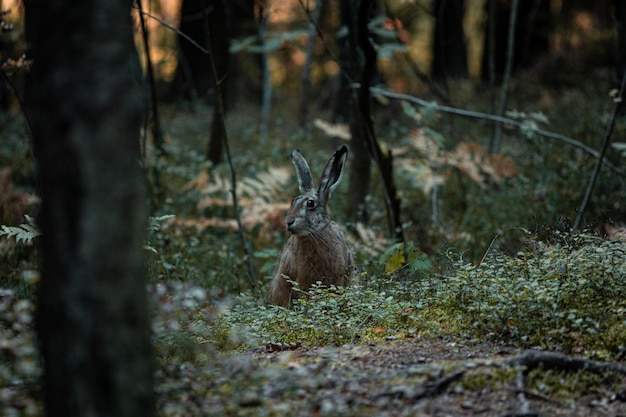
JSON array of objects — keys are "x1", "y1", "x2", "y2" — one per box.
[{"x1": 156, "y1": 337, "x2": 626, "y2": 417}]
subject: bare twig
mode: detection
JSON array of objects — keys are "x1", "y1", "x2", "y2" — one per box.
[
  {"x1": 574, "y1": 71, "x2": 626, "y2": 229},
  {"x1": 258, "y1": 0, "x2": 272, "y2": 141},
  {"x1": 505, "y1": 349, "x2": 626, "y2": 375},
  {"x1": 375, "y1": 368, "x2": 466, "y2": 401},
  {"x1": 491, "y1": 0, "x2": 520, "y2": 154},
  {"x1": 132, "y1": 5, "x2": 209, "y2": 55},
  {"x1": 487, "y1": 0, "x2": 496, "y2": 114},
  {"x1": 297, "y1": 0, "x2": 321, "y2": 126},
  {"x1": 478, "y1": 231, "x2": 501, "y2": 267},
  {"x1": 0, "y1": 69, "x2": 34, "y2": 142},
  {"x1": 417, "y1": 368, "x2": 466, "y2": 399},
  {"x1": 514, "y1": 366, "x2": 532, "y2": 416},
  {"x1": 202, "y1": 1, "x2": 256, "y2": 290},
  {"x1": 297, "y1": 0, "x2": 353, "y2": 85},
  {"x1": 366, "y1": 86, "x2": 626, "y2": 177}
]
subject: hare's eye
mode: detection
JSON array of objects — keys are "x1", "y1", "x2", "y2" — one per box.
[{"x1": 306, "y1": 199, "x2": 316, "y2": 209}]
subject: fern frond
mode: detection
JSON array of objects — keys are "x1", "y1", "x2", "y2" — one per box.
[
  {"x1": 0, "y1": 216, "x2": 41, "y2": 245},
  {"x1": 147, "y1": 214, "x2": 175, "y2": 233}
]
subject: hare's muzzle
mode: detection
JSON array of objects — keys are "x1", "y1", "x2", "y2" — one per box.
[
  {"x1": 286, "y1": 218, "x2": 297, "y2": 233},
  {"x1": 285, "y1": 216, "x2": 307, "y2": 235}
]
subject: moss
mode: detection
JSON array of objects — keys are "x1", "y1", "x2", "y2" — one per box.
[
  {"x1": 527, "y1": 366, "x2": 624, "y2": 401},
  {"x1": 459, "y1": 366, "x2": 518, "y2": 392}
]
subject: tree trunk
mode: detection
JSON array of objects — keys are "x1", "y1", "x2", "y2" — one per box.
[
  {"x1": 298, "y1": 0, "x2": 322, "y2": 127},
  {"x1": 615, "y1": 0, "x2": 626, "y2": 78},
  {"x1": 177, "y1": 0, "x2": 212, "y2": 99},
  {"x1": 258, "y1": 0, "x2": 272, "y2": 141},
  {"x1": 356, "y1": 0, "x2": 404, "y2": 242},
  {"x1": 25, "y1": 1, "x2": 155, "y2": 417},
  {"x1": 432, "y1": 0, "x2": 468, "y2": 80},
  {"x1": 206, "y1": 0, "x2": 230, "y2": 164},
  {"x1": 481, "y1": 0, "x2": 550, "y2": 81},
  {"x1": 339, "y1": 0, "x2": 371, "y2": 223}
]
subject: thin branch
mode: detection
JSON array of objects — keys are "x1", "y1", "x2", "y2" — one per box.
[
  {"x1": 491, "y1": 0, "x2": 520, "y2": 154},
  {"x1": 297, "y1": 0, "x2": 354, "y2": 86},
  {"x1": 366, "y1": 86, "x2": 626, "y2": 177},
  {"x1": 132, "y1": 5, "x2": 209, "y2": 55},
  {"x1": 417, "y1": 369, "x2": 466, "y2": 399},
  {"x1": 505, "y1": 349, "x2": 626, "y2": 375},
  {"x1": 258, "y1": 0, "x2": 272, "y2": 141},
  {"x1": 202, "y1": 1, "x2": 257, "y2": 290},
  {"x1": 297, "y1": 0, "x2": 321, "y2": 126},
  {"x1": 1, "y1": 69, "x2": 34, "y2": 142},
  {"x1": 375, "y1": 368, "x2": 466, "y2": 401},
  {"x1": 574, "y1": 71, "x2": 626, "y2": 229},
  {"x1": 513, "y1": 367, "x2": 532, "y2": 416},
  {"x1": 487, "y1": 0, "x2": 496, "y2": 114}
]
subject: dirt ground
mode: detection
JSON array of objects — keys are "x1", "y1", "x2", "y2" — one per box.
[
  {"x1": 156, "y1": 337, "x2": 626, "y2": 417},
  {"x1": 254, "y1": 339, "x2": 626, "y2": 416}
]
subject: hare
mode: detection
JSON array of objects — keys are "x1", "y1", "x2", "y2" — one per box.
[{"x1": 270, "y1": 146, "x2": 355, "y2": 307}]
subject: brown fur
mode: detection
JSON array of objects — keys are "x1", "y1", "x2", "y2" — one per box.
[
  {"x1": 270, "y1": 146, "x2": 354, "y2": 307},
  {"x1": 271, "y1": 221, "x2": 354, "y2": 306}
]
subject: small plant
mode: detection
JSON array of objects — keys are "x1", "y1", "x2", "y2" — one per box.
[
  {"x1": 207, "y1": 230, "x2": 625, "y2": 359},
  {"x1": 144, "y1": 214, "x2": 175, "y2": 254},
  {"x1": 0, "y1": 215, "x2": 40, "y2": 245}
]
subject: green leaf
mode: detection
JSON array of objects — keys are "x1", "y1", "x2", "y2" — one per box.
[
  {"x1": 0, "y1": 217, "x2": 41, "y2": 245},
  {"x1": 147, "y1": 214, "x2": 175, "y2": 233}
]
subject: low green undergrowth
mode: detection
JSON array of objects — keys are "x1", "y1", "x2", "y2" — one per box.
[
  {"x1": 201, "y1": 232, "x2": 626, "y2": 360},
  {"x1": 441, "y1": 234, "x2": 626, "y2": 357}
]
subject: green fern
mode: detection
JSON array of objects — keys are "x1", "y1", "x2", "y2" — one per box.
[
  {"x1": 145, "y1": 214, "x2": 175, "y2": 253},
  {"x1": 0, "y1": 215, "x2": 40, "y2": 245},
  {"x1": 147, "y1": 214, "x2": 175, "y2": 233}
]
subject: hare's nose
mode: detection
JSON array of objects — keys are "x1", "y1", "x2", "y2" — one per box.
[{"x1": 286, "y1": 219, "x2": 295, "y2": 231}]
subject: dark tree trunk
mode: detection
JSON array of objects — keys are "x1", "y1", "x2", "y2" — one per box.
[
  {"x1": 25, "y1": 1, "x2": 155, "y2": 417},
  {"x1": 356, "y1": 0, "x2": 404, "y2": 242},
  {"x1": 229, "y1": 0, "x2": 262, "y2": 103},
  {"x1": 136, "y1": 0, "x2": 164, "y2": 154},
  {"x1": 298, "y1": 0, "x2": 322, "y2": 127},
  {"x1": 338, "y1": 0, "x2": 371, "y2": 223},
  {"x1": 206, "y1": 0, "x2": 230, "y2": 165},
  {"x1": 338, "y1": 0, "x2": 404, "y2": 241},
  {"x1": 481, "y1": 0, "x2": 550, "y2": 81},
  {"x1": 615, "y1": 0, "x2": 626, "y2": 78},
  {"x1": 177, "y1": 0, "x2": 212, "y2": 99},
  {"x1": 432, "y1": 0, "x2": 468, "y2": 80}
]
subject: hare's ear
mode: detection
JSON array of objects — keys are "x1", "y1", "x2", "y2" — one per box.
[
  {"x1": 318, "y1": 146, "x2": 348, "y2": 206},
  {"x1": 291, "y1": 149, "x2": 314, "y2": 193}
]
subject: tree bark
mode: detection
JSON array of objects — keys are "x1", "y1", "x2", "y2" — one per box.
[
  {"x1": 356, "y1": 0, "x2": 404, "y2": 242},
  {"x1": 136, "y1": 0, "x2": 165, "y2": 154},
  {"x1": 339, "y1": 0, "x2": 372, "y2": 223},
  {"x1": 177, "y1": 0, "x2": 212, "y2": 99},
  {"x1": 481, "y1": 0, "x2": 550, "y2": 81},
  {"x1": 207, "y1": 0, "x2": 230, "y2": 164},
  {"x1": 25, "y1": 1, "x2": 155, "y2": 417}
]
